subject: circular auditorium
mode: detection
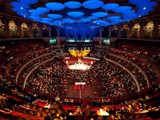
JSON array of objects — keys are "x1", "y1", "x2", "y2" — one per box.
[{"x1": 0, "y1": 0, "x2": 160, "y2": 120}]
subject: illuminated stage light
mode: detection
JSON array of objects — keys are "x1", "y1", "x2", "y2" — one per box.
[
  {"x1": 18, "y1": 0, "x2": 38, "y2": 4},
  {"x1": 46, "y1": 2, "x2": 65, "y2": 11},
  {"x1": 64, "y1": 1, "x2": 82, "y2": 9},
  {"x1": 64, "y1": 57, "x2": 98, "y2": 70},
  {"x1": 102, "y1": 3, "x2": 119, "y2": 10},
  {"x1": 113, "y1": 6, "x2": 132, "y2": 13},
  {"x1": 83, "y1": 1, "x2": 104, "y2": 9},
  {"x1": 92, "y1": 12, "x2": 108, "y2": 18},
  {"x1": 68, "y1": 63, "x2": 91, "y2": 70},
  {"x1": 67, "y1": 11, "x2": 84, "y2": 18},
  {"x1": 48, "y1": 14, "x2": 63, "y2": 19}
]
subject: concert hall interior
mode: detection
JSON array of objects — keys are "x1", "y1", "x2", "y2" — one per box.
[{"x1": 0, "y1": 0, "x2": 160, "y2": 120}]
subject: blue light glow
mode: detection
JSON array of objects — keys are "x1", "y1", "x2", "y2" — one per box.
[
  {"x1": 83, "y1": 1, "x2": 104, "y2": 9},
  {"x1": 107, "y1": 16, "x2": 121, "y2": 20},
  {"x1": 113, "y1": 6, "x2": 132, "y2": 13},
  {"x1": 53, "y1": 21, "x2": 64, "y2": 26},
  {"x1": 67, "y1": 11, "x2": 84, "y2": 18},
  {"x1": 46, "y1": 2, "x2": 65, "y2": 11},
  {"x1": 10, "y1": 0, "x2": 156, "y2": 28},
  {"x1": 92, "y1": 12, "x2": 108, "y2": 18},
  {"x1": 102, "y1": 3, "x2": 119, "y2": 10},
  {"x1": 10, "y1": 2, "x2": 30, "y2": 9},
  {"x1": 93, "y1": 20, "x2": 108, "y2": 25},
  {"x1": 17, "y1": 12, "x2": 29, "y2": 18},
  {"x1": 63, "y1": 18, "x2": 76, "y2": 24},
  {"x1": 29, "y1": 16, "x2": 41, "y2": 20},
  {"x1": 137, "y1": 7, "x2": 154, "y2": 16},
  {"x1": 42, "y1": 18, "x2": 52, "y2": 23},
  {"x1": 64, "y1": 1, "x2": 82, "y2": 9},
  {"x1": 79, "y1": 18, "x2": 90, "y2": 23},
  {"x1": 48, "y1": 14, "x2": 63, "y2": 19},
  {"x1": 87, "y1": 16, "x2": 97, "y2": 20},
  {"x1": 18, "y1": 0, "x2": 38, "y2": 4},
  {"x1": 136, "y1": 2, "x2": 158, "y2": 9},
  {"x1": 90, "y1": 26, "x2": 99, "y2": 29},
  {"x1": 110, "y1": 19, "x2": 123, "y2": 25},
  {"x1": 12, "y1": 7, "x2": 27, "y2": 12},
  {"x1": 129, "y1": 0, "x2": 151, "y2": 5},
  {"x1": 28, "y1": 9, "x2": 43, "y2": 15},
  {"x1": 36, "y1": 7, "x2": 50, "y2": 13}
]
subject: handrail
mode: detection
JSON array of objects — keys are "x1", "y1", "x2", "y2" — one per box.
[
  {"x1": 15, "y1": 52, "x2": 52, "y2": 84},
  {"x1": 104, "y1": 58, "x2": 140, "y2": 92},
  {"x1": 109, "y1": 53, "x2": 150, "y2": 88}
]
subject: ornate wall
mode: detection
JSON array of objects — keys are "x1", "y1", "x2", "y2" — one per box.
[{"x1": 0, "y1": 14, "x2": 160, "y2": 40}]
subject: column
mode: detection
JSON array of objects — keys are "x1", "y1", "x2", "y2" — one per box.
[
  {"x1": 4, "y1": 18, "x2": 10, "y2": 38},
  {"x1": 27, "y1": 23, "x2": 32, "y2": 37},
  {"x1": 108, "y1": 26, "x2": 112, "y2": 38},
  {"x1": 17, "y1": 21, "x2": 22, "y2": 38},
  {"x1": 38, "y1": 24, "x2": 42, "y2": 37},
  {"x1": 139, "y1": 21, "x2": 145, "y2": 39},
  {"x1": 48, "y1": 26, "x2": 52, "y2": 37},
  {"x1": 152, "y1": 19, "x2": 158, "y2": 39},
  {"x1": 57, "y1": 27, "x2": 60, "y2": 37},
  {"x1": 100, "y1": 27, "x2": 103, "y2": 37},
  {"x1": 128, "y1": 23, "x2": 133, "y2": 38},
  {"x1": 118, "y1": 25, "x2": 122, "y2": 38}
]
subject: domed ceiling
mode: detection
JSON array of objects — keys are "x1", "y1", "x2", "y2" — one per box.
[{"x1": 0, "y1": 0, "x2": 159, "y2": 29}]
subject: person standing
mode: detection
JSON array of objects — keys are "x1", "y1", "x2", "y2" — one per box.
[{"x1": 84, "y1": 104, "x2": 92, "y2": 120}]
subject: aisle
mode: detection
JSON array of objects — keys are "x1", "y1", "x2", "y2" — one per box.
[{"x1": 66, "y1": 84, "x2": 94, "y2": 98}]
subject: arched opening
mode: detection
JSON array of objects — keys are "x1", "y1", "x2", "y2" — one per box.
[
  {"x1": 0, "y1": 19, "x2": 6, "y2": 38},
  {"x1": 121, "y1": 25, "x2": 129, "y2": 38},
  {"x1": 32, "y1": 24, "x2": 39, "y2": 37},
  {"x1": 8, "y1": 20, "x2": 18, "y2": 38},
  {"x1": 42, "y1": 25, "x2": 49, "y2": 37},
  {"x1": 111, "y1": 26, "x2": 118, "y2": 37},
  {"x1": 132, "y1": 23, "x2": 140, "y2": 38},
  {"x1": 21, "y1": 22, "x2": 29, "y2": 37},
  {"x1": 156, "y1": 25, "x2": 160, "y2": 39},
  {"x1": 143, "y1": 21, "x2": 154, "y2": 39},
  {"x1": 51, "y1": 26, "x2": 57, "y2": 37}
]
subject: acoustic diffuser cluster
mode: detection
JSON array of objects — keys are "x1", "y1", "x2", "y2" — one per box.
[{"x1": 10, "y1": 0, "x2": 157, "y2": 28}]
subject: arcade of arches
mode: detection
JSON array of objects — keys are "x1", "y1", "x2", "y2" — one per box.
[{"x1": 0, "y1": 17, "x2": 160, "y2": 40}]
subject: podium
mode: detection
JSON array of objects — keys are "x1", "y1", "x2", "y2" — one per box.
[{"x1": 74, "y1": 82, "x2": 86, "y2": 98}]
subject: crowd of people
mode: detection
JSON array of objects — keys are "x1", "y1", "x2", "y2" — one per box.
[{"x1": 0, "y1": 40, "x2": 160, "y2": 119}]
